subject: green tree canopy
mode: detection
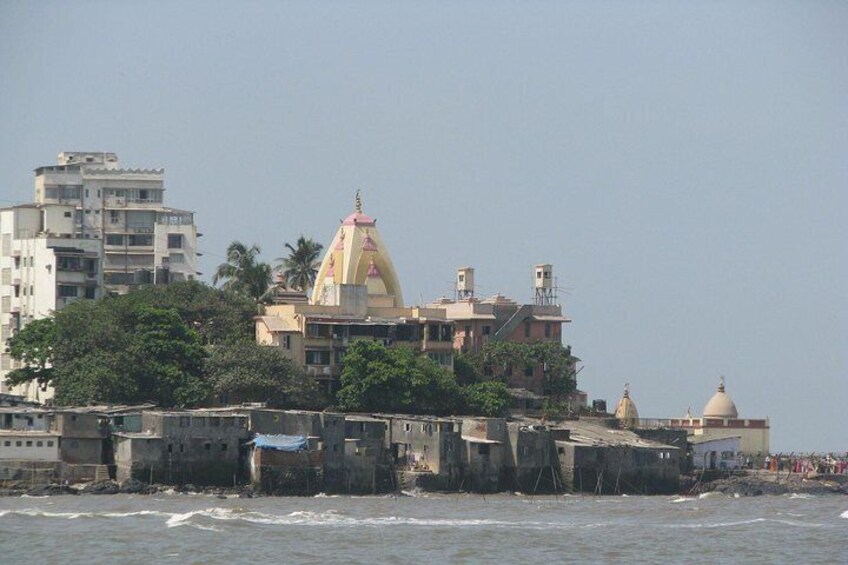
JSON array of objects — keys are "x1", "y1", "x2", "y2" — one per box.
[
  {"x1": 5, "y1": 318, "x2": 57, "y2": 390},
  {"x1": 123, "y1": 280, "x2": 255, "y2": 345},
  {"x1": 461, "y1": 341, "x2": 579, "y2": 398},
  {"x1": 276, "y1": 235, "x2": 324, "y2": 292},
  {"x1": 462, "y1": 381, "x2": 511, "y2": 417},
  {"x1": 213, "y1": 241, "x2": 273, "y2": 303},
  {"x1": 205, "y1": 341, "x2": 322, "y2": 408},
  {"x1": 10, "y1": 299, "x2": 210, "y2": 406},
  {"x1": 336, "y1": 341, "x2": 462, "y2": 415}
]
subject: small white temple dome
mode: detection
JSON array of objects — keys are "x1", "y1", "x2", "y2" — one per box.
[{"x1": 702, "y1": 377, "x2": 738, "y2": 419}]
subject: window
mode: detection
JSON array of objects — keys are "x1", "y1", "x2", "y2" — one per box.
[
  {"x1": 167, "y1": 234, "x2": 183, "y2": 249},
  {"x1": 525, "y1": 364, "x2": 534, "y2": 377},
  {"x1": 3, "y1": 441, "x2": 9, "y2": 447},
  {"x1": 128, "y1": 234, "x2": 153, "y2": 246},
  {"x1": 179, "y1": 416, "x2": 191, "y2": 427},
  {"x1": 47, "y1": 441, "x2": 54, "y2": 447},
  {"x1": 179, "y1": 444, "x2": 184, "y2": 453},
  {"x1": 64, "y1": 211, "x2": 72, "y2": 218},
  {"x1": 167, "y1": 444, "x2": 173, "y2": 453},
  {"x1": 524, "y1": 322, "x2": 531, "y2": 338},
  {"x1": 305, "y1": 350, "x2": 330, "y2": 365},
  {"x1": 26, "y1": 441, "x2": 32, "y2": 447},
  {"x1": 282, "y1": 335, "x2": 291, "y2": 350},
  {"x1": 478, "y1": 444, "x2": 490, "y2": 455},
  {"x1": 404, "y1": 423, "x2": 411, "y2": 432},
  {"x1": 221, "y1": 443, "x2": 228, "y2": 451},
  {"x1": 16, "y1": 441, "x2": 22, "y2": 447},
  {"x1": 204, "y1": 442, "x2": 211, "y2": 451},
  {"x1": 544, "y1": 323, "x2": 552, "y2": 338},
  {"x1": 105, "y1": 234, "x2": 124, "y2": 246},
  {"x1": 84, "y1": 287, "x2": 96, "y2": 299},
  {"x1": 482, "y1": 325, "x2": 491, "y2": 336},
  {"x1": 58, "y1": 285, "x2": 78, "y2": 298},
  {"x1": 464, "y1": 325, "x2": 471, "y2": 335},
  {"x1": 109, "y1": 210, "x2": 120, "y2": 224},
  {"x1": 36, "y1": 441, "x2": 43, "y2": 447}
]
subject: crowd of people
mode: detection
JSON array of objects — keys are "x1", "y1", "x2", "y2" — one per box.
[{"x1": 761, "y1": 453, "x2": 848, "y2": 475}]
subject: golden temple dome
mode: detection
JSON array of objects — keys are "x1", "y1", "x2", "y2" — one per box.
[
  {"x1": 702, "y1": 377, "x2": 738, "y2": 419},
  {"x1": 311, "y1": 193, "x2": 404, "y2": 307},
  {"x1": 614, "y1": 383, "x2": 639, "y2": 425}
]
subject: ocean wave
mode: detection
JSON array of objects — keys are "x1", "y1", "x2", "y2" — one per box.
[
  {"x1": 840, "y1": 510, "x2": 848, "y2": 519},
  {"x1": 788, "y1": 493, "x2": 815, "y2": 499},
  {"x1": 670, "y1": 497, "x2": 696, "y2": 504},
  {"x1": 669, "y1": 518, "x2": 822, "y2": 529},
  {"x1": 0, "y1": 509, "x2": 175, "y2": 520}
]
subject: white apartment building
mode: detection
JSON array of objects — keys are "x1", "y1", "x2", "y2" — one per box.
[
  {"x1": 34, "y1": 151, "x2": 199, "y2": 293},
  {"x1": 1, "y1": 151, "x2": 200, "y2": 402},
  {"x1": 0, "y1": 203, "x2": 104, "y2": 402}
]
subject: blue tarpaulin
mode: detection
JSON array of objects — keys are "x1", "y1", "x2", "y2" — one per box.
[{"x1": 251, "y1": 434, "x2": 308, "y2": 452}]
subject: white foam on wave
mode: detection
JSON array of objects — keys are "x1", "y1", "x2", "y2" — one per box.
[
  {"x1": 788, "y1": 493, "x2": 815, "y2": 500},
  {"x1": 0, "y1": 508, "x2": 176, "y2": 520},
  {"x1": 670, "y1": 518, "x2": 822, "y2": 529},
  {"x1": 162, "y1": 507, "x2": 581, "y2": 530},
  {"x1": 670, "y1": 497, "x2": 695, "y2": 504},
  {"x1": 840, "y1": 510, "x2": 848, "y2": 519}
]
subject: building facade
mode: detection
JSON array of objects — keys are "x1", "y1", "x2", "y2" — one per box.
[
  {"x1": 428, "y1": 265, "x2": 574, "y2": 396},
  {"x1": 0, "y1": 204, "x2": 104, "y2": 401},
  {"x1": 34, "y1": 151, "x2": 199, "y2": 293}
]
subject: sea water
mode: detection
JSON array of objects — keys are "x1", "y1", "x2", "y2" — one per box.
[{"x1": 0, "y1": 492, "x2": 845, "y2": 563}]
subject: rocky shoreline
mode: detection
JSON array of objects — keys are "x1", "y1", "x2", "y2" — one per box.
[
  {"x1": 682, "y1": 471, "x2": 848, "y2": 497},
  {"x1": 3, "y1": 471, "x2": 848, "y2": 498},
  {"x1": 0, "y1": 479, "x2": 256, "y2": 498}
]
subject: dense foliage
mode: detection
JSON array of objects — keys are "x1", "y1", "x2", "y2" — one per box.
[
  {"x1": 5, "y1": 282, "x2": 303, "y2": 407},
  {"x1": 205, "y1": 341, "x2": 322, "y2": 409},
  {"x1": 457, "y1": 340, "x2": 579, "y2": 397},
  {"x1": 335, "y1": 341, "x2": 512, "y2": 417}
]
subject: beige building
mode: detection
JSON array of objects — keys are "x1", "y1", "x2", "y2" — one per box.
[
  {"x1": 34, "y1": 151, "x2": 199, "y2": 293},
  {"x1": 257, "y1": 196, "x2": 454, "y2": 392},
  {"x1": 642, "y1": 378, "x2": 770, "y2": 456}
]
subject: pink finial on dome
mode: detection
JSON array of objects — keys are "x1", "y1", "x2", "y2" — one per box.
[{"x1": 367, "y1": 258, "x2": 382, "y2": 278}]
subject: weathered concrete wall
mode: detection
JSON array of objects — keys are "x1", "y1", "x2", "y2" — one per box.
[
  {"x1": 54, "y1": 412, "x2": 107, "y2": 439},
  {"x1": 505, "y1": 423, "x2": 557, "y2": 493},
  {"x1": 0, "y1": 460, "x2": 60, "y2": 483},
  {"x1": 387, "y1": 417, "x2": 462, "y2": 486},
  {"x1": 461, "y1": 418, "x2": 507, "y2": 442},
  {"x1": 115, "y1": 414, "x2": 250, "y2": 486},
  {"x1": 251, "y1": 449, "x2": 324, "y2": 496},
  {"x1": 634, "y1": 428, "x2": 690, "y2": 473},
  {"x1": 463, "y1": 440, "x2": 504, "y2": 492},
  {"x1": 557, "y1": 441, "x2": 680, "y2": 494},
  {"x1": 60, "y1": 437, "x2": 104, "y2": 465}
]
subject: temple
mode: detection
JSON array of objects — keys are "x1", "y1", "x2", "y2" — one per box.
[{"x1": 256, "y1": 195, "x2": 454, "y2": 393}]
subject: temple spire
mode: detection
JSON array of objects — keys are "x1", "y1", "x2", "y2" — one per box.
[{"x1": 355, "y1": 190, "x2": 362, "y2": 213}]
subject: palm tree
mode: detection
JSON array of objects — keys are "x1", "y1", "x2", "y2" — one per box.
[
  {"x1": 213, "y1": 241, "x2": 273, "y2": 303},
  {"x1": 276, "y1": 236, "x2": 324, "y2": 292}
]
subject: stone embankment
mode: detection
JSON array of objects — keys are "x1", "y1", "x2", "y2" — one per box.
[
  {"x1": 0, "y1": 479, "x2": 256, "y2": 498},
  {"x1": 685, "y1": 471, "x2": 848, "y2": 496}
]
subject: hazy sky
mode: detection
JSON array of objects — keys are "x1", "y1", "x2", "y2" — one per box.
[{"x1": 1, "y1": 1, "x2": 845, "y2": 451}]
